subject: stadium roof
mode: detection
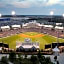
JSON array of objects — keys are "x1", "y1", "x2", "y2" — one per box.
[
  {"x1": 1, "y1": 25, "x2": 10, "y2": 29},
  {"x1": 55, "y1": 26, "x2": 63, "y2": 29},
  {"x1": 43, "y1": 25, "x2": 53, "y2": 28},
  {"x1": 12, "y1": 25, "x2": 21, "y2": 28}
]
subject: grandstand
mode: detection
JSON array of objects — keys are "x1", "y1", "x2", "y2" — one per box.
[
  {"x1": 0, "y1": 20, "x2": 64, "y2": 38},
  {"x1": 0, "y1": 15, "x2": 64, "y2": 52}
]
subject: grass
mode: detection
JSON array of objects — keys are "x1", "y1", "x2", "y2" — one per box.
[{"x1": 0, "y1": 32, "x2": 64, "y2": 49}]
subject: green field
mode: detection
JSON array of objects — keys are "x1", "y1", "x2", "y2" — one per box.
[{"x1": 0, "y1": 32, "x2": 64, "y2": 49}]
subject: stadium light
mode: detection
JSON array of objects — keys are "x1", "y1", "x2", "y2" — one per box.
[
  {"x1": 0, "y1": 13, "x2": 2, "y2": 17},
  {"x1": 62, "y1": 14, "x2": 64, "y2": 17},
  {"x1": 50, "y1": 11, "x2": 54, "y2": 15},
  {"x1": 50, "y1": 11, "x2": 54, "y2": 22},
  {"x1": 11, "y1": 11, "x2": 16, "y2": 16},
  {"x1": 50, "y1": 11, "x2": 54, "y2": 25}
]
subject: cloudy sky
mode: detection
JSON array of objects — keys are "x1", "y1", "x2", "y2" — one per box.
[{"x1": 0, "y1": 0, "x2": 64, "y2": 15}]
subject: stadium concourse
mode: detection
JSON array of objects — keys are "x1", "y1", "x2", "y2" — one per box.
[{"x1": 0, "y1": 21, "x2": 64, "y2": 38}]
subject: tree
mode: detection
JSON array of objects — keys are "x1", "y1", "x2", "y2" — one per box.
[
  {"x1": 13, "y1": 58, "x2": 22, "y2": 64},
  {"x1": 45, "y1": 57, "x2": 51, "y2": 63},
  {"x1": 9, "y1": 51, "x2": 16, "y2": 63},
  {"x1": 37, "y1": 50, "x2": 42, "y2": 58},
  {"x1": 0, "y1": 56, "x2": 9, "y2": 64},
  {"x1": 30, "y1": 55, "x2": 39, "y2": 64},
  {"x1": 24, "y1": 55, "x2": 27, "y2": 59},
  {"x1": 18, "y1": 53, "x2": 23, "y2": 61},
  {"x1": 39, "y1": 55, "x2": 45, "y2": 63}
]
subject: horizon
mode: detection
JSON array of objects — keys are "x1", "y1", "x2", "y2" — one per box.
[{"x1": 0, "y1": 15, "x2": 63, "y2": 16}]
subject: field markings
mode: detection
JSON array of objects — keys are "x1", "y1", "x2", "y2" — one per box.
[{"x1": 19, "y1": 33, "x2": 45, "y2": 38}]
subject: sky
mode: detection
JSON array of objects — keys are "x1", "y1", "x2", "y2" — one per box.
[{"x1": 0, "y1": 0, "x2": 64, "y2": 15}]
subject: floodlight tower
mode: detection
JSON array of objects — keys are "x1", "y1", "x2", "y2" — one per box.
[
  {"x1": 11, "y1": 10, "x2": 16, "y2": 21},
  {"x1": 50, "y1": 11, "x2": 54, "y2": 22},
  {"x1": 50, "y1": 11, "x2": 54, "y2": 48},
  {"x1": 50, "y1": 11, "x2": 54, "y2": 15},
  {"x1": 62, "y1": 14, "x2": 64, "y2": 17},
  {"x1": 50, "y1": 11, "x2": 54, "y2": 27},
  {"x1": 0, "y1": 13, "x2": 2, "y2": 32},
  {"x1": 50, "y1": 11, "x2": 55, "y2": 28},
  {"x1": 0, "y1": 13, "x2": 2, "y2": 17},
  {"x1": 11, "y1": 10, "x2": 16, "y2": 20},
  {"x1": 10, "y1": 11, "x2": 16, "y2": 29},
  {"x1": 62, "y1": 14, "x2": 64, "y2": 34}
]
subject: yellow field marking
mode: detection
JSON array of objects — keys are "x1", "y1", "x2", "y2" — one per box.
[{"x1": 19, "y1": 33, "x2": 45, "y2": 38}]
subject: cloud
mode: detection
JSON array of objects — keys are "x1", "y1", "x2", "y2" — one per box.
[
  {"x1": 13, "y1": 0, "x2": 64, "y2": 7},
  {"x1": 59, "y1": 1, "x2": 64, "y2": 6},
  {"x1": 0, "y1": 2, "x2": 6, "y2": 7},
  {"x1": 46, "y1": 0, "x2": 59, "y2": 6},
  {"x1": 11, "y1": 0, "x2": 42, "y2": 8},
  {"x1": 0, "y1": 0, "x2": 64, "y2": 8},
  {"x1": 46, "y1": 0, "x2": 64, "y2": 6},
  {"x1": 12, "y1": 1, "x2": 31, "y2": 8}
]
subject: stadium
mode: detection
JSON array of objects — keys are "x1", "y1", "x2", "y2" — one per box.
[{"x1": 0, "y1": 15, "x2": 64, "y2": 53}]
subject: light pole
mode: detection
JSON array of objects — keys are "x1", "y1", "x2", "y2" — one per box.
[
  {"x1": 57, "y1": 31, "x2": 59, "y2": 45},
  {"x1": 50, "y1": 11, "x2": 54, "y2": 48},
  {"x1": 50, "y1": 11, "x2": 54, "y2": 25},
  {"x1": 50, "y1": 11, "x2": 55, "y2": 29},
  {"x1": 0, "y1": 13, "x2": 2, "y2": 17},
  {"x1": 11, "y1": 10, "x2": 16, "y2": 20},
  {"x1": 62, "y1": 14, "x2": 64, "y2": 34},
  {"x1": 10, "y1": 11, "x2": 16, "y2": 30},
  {"x1": 0, "y1": 13, "x2": 2, "y2": 32},
  {"x1": 10, "y1": 11, "x2": 16, "y2": 51}
]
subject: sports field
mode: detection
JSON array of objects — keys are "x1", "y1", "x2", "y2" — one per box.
[{"x1": 0, "y1": 32, "x2": 64, "y2": 49}]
